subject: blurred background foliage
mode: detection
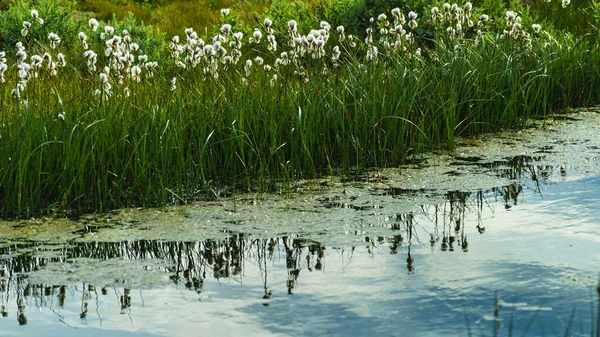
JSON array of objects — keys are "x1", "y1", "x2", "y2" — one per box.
[{"x1": 0, "y1": 0, "x2": 598, "y2": 50}]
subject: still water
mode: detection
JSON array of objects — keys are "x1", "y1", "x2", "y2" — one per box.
[{"x1": 1, "y1": 110, "x2": 600, "y2": 336}]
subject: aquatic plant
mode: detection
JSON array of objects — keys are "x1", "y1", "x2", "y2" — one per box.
[{"x1": 0, "y1": 2, "x2": 599, "y2": 218}]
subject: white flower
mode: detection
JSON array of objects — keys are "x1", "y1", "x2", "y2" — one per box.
[
  {"x1": 17, "y1": 63, "x2": 31, "y2": 81},
  {"x1": 42, "y1": 52, "x2": 51, "y2": 63},
  {"x1": 145, "y1": 61, "x2": 157, "y2": 75},
  {"x1": 221, "y1": 8, "x2": 230, "y2": 16},
  {"x1": 279, "y1": 51, "x2": 289, "y2": 64},
  {"x1": 244, "y1": 59, "x2": 252, "y2": 75},
  {"x1": 16, "y1": 50, "x2": 27, "y2": 62},
  {"x1": 378, "y1": 14, "x2": 387, "y2": 22},
  {"x1": 264, "y1": 18, "x2": 274, "y2": 34},
  {"x1": 267, "y1": 34, "x2": 277, "y2": 51},
  {"x1": 221, "y1": 24, "x2": 232, "y2": 35},
  {"x1": 408, "y1": 19, "x2": 418, "y2": 30},
  {"x1": 48, "y1": 32, "x2": 61, "y2": 49},
  {"x1": 129, "y1": 66, "x2": 142, "y2": 83},
  {"x1": 89, "y1": 18, "x2": 99, "y2": 31},
  {"x1": 31, "y1": 9, "x2": 44, "y2": 24},
  {"x1": 31, "y1": 54, "x2": 42, "y2": 66},
  {"x1": 252, "y1": 29, "x2": 262, "y2": 43},
  {"x1": 347, "y1": 34, "x2": 356, "y2": 47},
  {"x1": 288, "y1": 20, "x2": 297, "y2": 33},
  {"x1": 366, "y1": 46, "x2": 378, "y2": 61},
  {"x1": 21, "y1": 21, "x2": 31, "y2": 37},
  {"x1": 408, "y1": 11, "x2": 418, "y2": 20},
  {"x1": 532, "y1": 24, "x2": 542, "y2": 33},
  {"x1": 104, "y1": 25, "x2": 114, "y2": 35},
  {"x1": 0, "y1": 62, "x2": 7, "y2": 79},
  {"x1": 83, "y1": 49, "x2": 97, "y2": 67},
  {"x1": 98, "y1": 73, "x2": 112, "y2": 97},
  {"x1": 331, "y1": 45, "x2": 341, "y2": 62},
  {"x1": 12, "y1": 86, "x2": 21, "y2": 98},
  {"x1": 562, "y1": 0, "x2": 570, "y2": 7},
  {"x1": 78, "y1": 32, "x2": 89, "y2": 49},
  {"x1": 57, "y1": 53, "x2": 66, "y2": 67}
]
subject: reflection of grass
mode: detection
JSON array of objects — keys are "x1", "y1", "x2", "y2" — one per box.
[
  {"x1": 596, "y1": 281, "x2": 600, "y2": 337},
  {"x1": 468, "y1": 285, "x2": 600, "y2": 337}
]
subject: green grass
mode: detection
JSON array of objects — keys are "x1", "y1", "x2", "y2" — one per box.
[{"x1": 0, "y1": 2, "x2": 599, "y2": 218}]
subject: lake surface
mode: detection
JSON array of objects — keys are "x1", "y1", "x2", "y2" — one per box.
[{"x1": 1, "y1": 109, "x2": 600, "y2": 337}]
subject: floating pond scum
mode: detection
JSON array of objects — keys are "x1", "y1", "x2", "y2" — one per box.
[{"x1": 0, "y1": 109, "x2": 599, "y2": 336}]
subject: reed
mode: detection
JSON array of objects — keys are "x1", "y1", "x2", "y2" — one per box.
[{"x1": 0, "y1": 1, "x2": 599, "y2": 218}]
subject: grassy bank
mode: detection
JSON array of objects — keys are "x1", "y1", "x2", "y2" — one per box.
[{"x1": 0, "y1": 1, "x2": 599, "y2": 218}]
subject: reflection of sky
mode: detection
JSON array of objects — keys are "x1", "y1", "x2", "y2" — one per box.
[{"x1": 0, "y1": 175, "x2": 599, "y2": 336}]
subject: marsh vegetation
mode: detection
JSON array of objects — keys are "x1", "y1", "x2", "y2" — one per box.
[{"x1": 0, "y1": 0, "x2": 599, "y2": 217}]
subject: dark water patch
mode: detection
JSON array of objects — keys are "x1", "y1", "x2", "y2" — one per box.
[
  {"x1": 382, "y1": 187, "x2": 437, "y2": 197},
  {"x1": 451, "y1": 155, "x2": 486, "y2": 164},
  {"x1": 71, "y1": 225, "x2": 104, "y2": 236},
  {"x1": 339, "y1": 172, "x2": 393, "y2": 184},
  {"x1": 549, "y1": 115, "x2": 581, "y2": 121},
  {"x1": 534, "y1": 145, "x2": 556, "y2": 153}
]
